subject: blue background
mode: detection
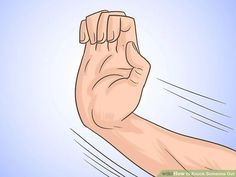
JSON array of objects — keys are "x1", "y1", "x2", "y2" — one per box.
[{"x1": 1, "y1": 0, "x2": 235, "y2": 176}]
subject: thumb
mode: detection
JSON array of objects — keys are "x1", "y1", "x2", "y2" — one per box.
[{"x1": 125, "y1": 41, "x2": 151, "y2": 88}]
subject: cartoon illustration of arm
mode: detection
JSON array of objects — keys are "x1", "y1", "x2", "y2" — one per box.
[{"x1": 75, "y1": 10, "x2": 236, "y2": 176}]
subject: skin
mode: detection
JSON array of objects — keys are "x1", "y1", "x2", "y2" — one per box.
[{"x1": 75, "y1": 10, "x2": 236, "y2": 176}]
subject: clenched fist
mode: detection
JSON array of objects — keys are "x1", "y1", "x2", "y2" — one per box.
[
  {"x1": 74, "y1": 11, "x2": 236, "y2": 176},
  {"x1": 75, "y1": 10, "x2": 150, "y2": 129}
]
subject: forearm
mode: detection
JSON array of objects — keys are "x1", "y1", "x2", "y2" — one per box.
[
  {"x1": 77, "y1": 9, "x2": 236, "y2": 176},
  {"x1": 87, "y1": 113, "x2": 236, "y2": 176}
]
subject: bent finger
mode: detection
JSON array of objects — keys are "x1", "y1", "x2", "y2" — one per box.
[
  {"x1": 97, "y1": 11, "x2": 126, "y2": 43},
  {"x1": 79, "y1": 20, "x2": 89, "y2": 44},
  {"x1": 86, "y1": 10, "x2": 108, "y2": 44}
]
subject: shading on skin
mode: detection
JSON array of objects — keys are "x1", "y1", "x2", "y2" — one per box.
[{"x1": 75, "y1": 10, "x2": 236, "y2": 176}]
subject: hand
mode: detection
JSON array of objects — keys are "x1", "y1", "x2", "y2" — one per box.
[{"x1": 75, "y1": 10, "x2": 150, "y2": 129}]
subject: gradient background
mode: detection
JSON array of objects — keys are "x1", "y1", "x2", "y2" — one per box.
[{"x1": 1, "y1": 0, "x2": 236, "y2": 176}]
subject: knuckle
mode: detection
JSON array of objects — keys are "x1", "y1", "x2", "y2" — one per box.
[
  {"x1": 80, "y1": 19, "x2": 85, "y2": 25},
  {"x1": 100, "y1": 9, "x2": 109, "y2": 13},
  {"x1": 147, "y1": 62, "x2": 151, "y2": 71},
  {"x1": 127, "y1": 16, "x2": 135, "y2": 26},
  {"x1": 108, "y1": 11, "x2": 126, "y2": 17},
  {"x1": 121, "y1": 16, "x2": 135, "y2": 31},
  {"x1": 98, "y1": 12, "x2": 109, "y2": 28},
  {"x1": 109, "y1": 15, "x2": 120, "y2": 25},
  {"x1": 120, "y1": 11, "x2": 126, "y2": 15},
  {"x1": 107, "y1": 15, "x2": 113, "y2": 24},
  {"x1": 85, "y1": 16, "x2": 92, "y2": 27},
  {"x1": 100, "y1": 12, "x2": 109, "y2": 20},
  {"x1": 86, "y1": 10, "x2": 107, "y2": 23},
  {"x1": 86, "y1": 10, "x2": 108, "y2": 18},
  {"x1": 85, "y1": 14, "x2": 92, "y2": 21},
  {"x1": 80, "y1": 20, "x2": 86, "y2": 31}
]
